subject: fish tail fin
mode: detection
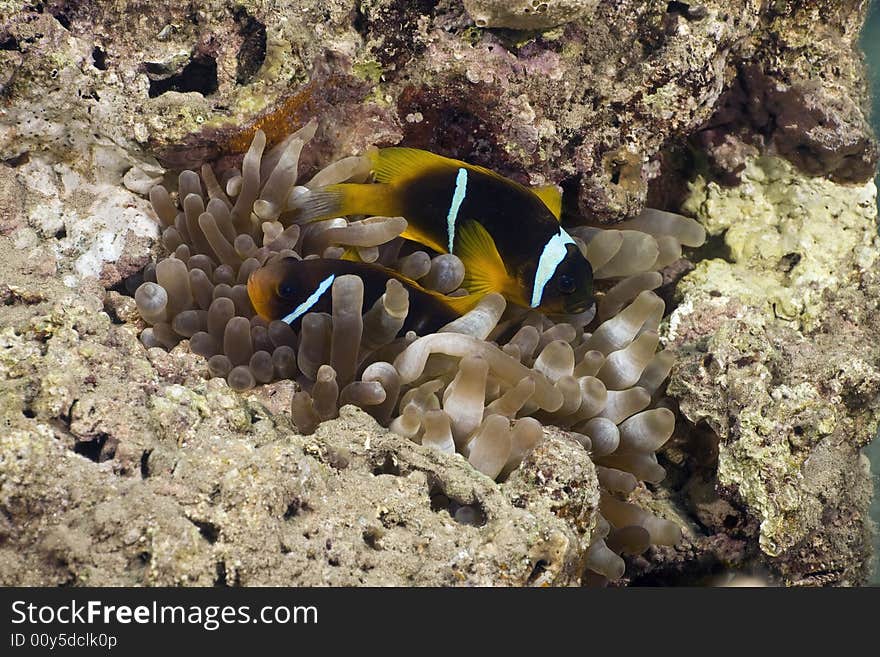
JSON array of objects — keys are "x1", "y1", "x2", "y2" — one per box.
[{"x1": 292, "y1": 183, "x2": 400, "y2": 223}]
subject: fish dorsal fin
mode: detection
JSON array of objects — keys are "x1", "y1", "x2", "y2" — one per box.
[
  {"x1": 368, "y1": 148, "x2": 453, "y2": 184},
  {"x1": 456, "y1": 220, "x2": 512, "y2": 297},
  {"x1": 369, "y1": 148, "x2": 520, "y2": 188},
  {"x1": 531, "y1": 184, "x2": 563, "y2": 221}
]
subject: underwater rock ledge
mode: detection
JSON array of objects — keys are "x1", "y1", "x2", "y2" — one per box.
[{"x1": 0, "y1": 274, "x2": 599, "y2": 585}]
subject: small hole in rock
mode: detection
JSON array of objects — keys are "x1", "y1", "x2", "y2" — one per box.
[
  {"x1": 610, "y1": 164, "x2": 621, "y2": 185},
  {"x1": 525, "y1": 559, "x2": 548, "y2": 585},
  {"x1": 0, "y1": 35, "x2": 20, "y2": 51},
  {"x1": 3, "y1": 152, "x2": 30, "y2": 167},
  {"x1": 73, "y1": 434, "x2": 110, "y2": 462},
  {"x1": 372, "y1": 453, "x2": 401, "y2": 476},
  {"x1": 147, "y1": 53, "x2": 218, "y2": 98},
  {"x1": 140, "y1": 449, "x2": 151, "y2": 479},
  {"x1": 233, "y1": 7, "x2": 266, "y2": 85},
  {"x1": 50, "y1": 9, "x2": 71, "y2": 30},
  {"x1": 428, "y1": 481, "x2": 487, "y2": 526},
  {"x1": 191, "y1": 519, "x2": 220, "y2": 544},
  {"x1": 362, "y1": 528, "x2": 383, "y2": 550},
  {"x1": 91, "y1": 45, "x2": 107, "y2": 70},
  {"x1": 284, "y1": 497, "x2": 307, "y2": 519},
  {"x1": 215, "y1": 561, "x2": 228, "y2": 586}
]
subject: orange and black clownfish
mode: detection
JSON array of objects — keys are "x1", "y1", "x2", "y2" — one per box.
[
  {"x1": 291, "y1": 148, "x2": 594, "y2": 316},
  {"x1": 247, "y1": 256, "x2": 479, "y2": 335}
]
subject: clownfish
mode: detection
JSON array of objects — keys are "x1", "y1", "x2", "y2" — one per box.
[
  {"x1": 247, "y1": 257, "x2": 479, "y2": 335},
  {"x1": 292, "y1": 148, "x2": 594, "y2": 315}
]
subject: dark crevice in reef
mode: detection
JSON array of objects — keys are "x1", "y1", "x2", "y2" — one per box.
[
  {"x1": 146, "y1": 53, "x2": 218, "y2": 98},
  {"x1": 47, "y1": 4, "x2": 72, "y2": 31},
  {"x1": 688, "y1": 231, "x2": 734, "y2": 266},
  {"x1": 525, "y1": 559, "x2": 549, "y2": 585},
  {"x1": 428, "y1": 480, "x2": 487, "y2": 527},
  {"x1": 108, "y1": 268, "x2": 147, "y2": 297},
  {"x1": 190, "y1": 519, "x2": 221, "y2": 544},
  {"x1": 102, "y1": 295, "x2": 127, "y2": 325},
  {"x1": 696, "y1": 63, "x2": 878, "y2": 185},
  {"x1": 214, "y1": 561, "x2": 229, "y2": 587},
  {"x1": 361, "y1": 527, "x2": 383, "y2": 550},
  {"x1": 91, "y1": 45, "x2": 107, "y2": 70},
  {"x1": 73, "y1": 433, "x2": 115, "y2": 463},
  {"x1": 283, "y1": 497, "x2": 310, "y2": 519},
  {"x1": 372, "y1": 452, "x2": 401, "y2": 476},
  {"x1": 626, "y1": 554, "x2": 727, "y2": 586},
  {"x1": 233, "y1": 6, "x2": 266, "y2": 85},
  {"x1": 0, "y1": 34, "x2": 20, "y2": 51},
  {"x1": 3, "y1": 152, "x2": 30, "y2": 167},
  {"x1": 665, "y1": 2, "x2": 708, "y2": 21},
  {"x1": 139, "y1": 449, "x2": 151, "y2": 479},
  {"x1": 623, "y1": 416, "x2": 767, "y2": 585}
]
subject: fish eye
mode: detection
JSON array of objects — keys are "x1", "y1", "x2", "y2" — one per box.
[
  {"x1": 558, "y1": 274, "x2": 576, "y2": 295},
  {"x1": 278, "y1": 282, "x2": 296, "y2": 298}
]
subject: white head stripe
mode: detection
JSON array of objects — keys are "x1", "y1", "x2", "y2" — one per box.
[
  {"x1": 446, "y1": 167, "x2": 468, "y2": 252},
  {"x1": 281, "y1": 274, "x2": 335, "y2": 325},
  {"x1": 530, "y1": 229, "x2": 576, "y2": 308}
]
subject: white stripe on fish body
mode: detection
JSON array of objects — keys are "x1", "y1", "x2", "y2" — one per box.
[
  {"x1": 446, "y1": 167, "x2": 468, "y2": 253},
  {"x1": 282, "y1": 274, "x2": 336, "y2": 325},
  {"x1": 530, "y1": 229, "x2": 576, "y2": 308}
]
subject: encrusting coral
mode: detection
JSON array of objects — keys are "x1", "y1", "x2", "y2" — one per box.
[{"x1": 134, "y1": 124, "x2": 705, "y2": 584}]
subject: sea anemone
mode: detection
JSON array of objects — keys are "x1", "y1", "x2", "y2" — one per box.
[{"x1": 134, "y1": 124, "x2": 705, "y2": 584}]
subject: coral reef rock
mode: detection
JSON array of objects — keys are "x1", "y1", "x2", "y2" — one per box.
[
  {"x1": 0, "y1": 0, "x2": 878, "y2": 586},
  {"x1": 661, "y1": 157, "x2": 878, "y2": 585},
  {"x1": 462, "y1": 1, "x2": 600, "y2": 30},
  {"x1": 0, "y1": 262, "x2": 599, "y2": 585}
]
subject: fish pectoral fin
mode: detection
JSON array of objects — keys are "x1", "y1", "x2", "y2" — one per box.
[
  {"x1": 456, "y1": 220, "x2": 513, "y2": 297},
  {"x1": 368, "y1": 148, "x2": 455, "y2": 184},
  {"x1": 532, "y1": 184, "x2": 563, "y2": 222},
  {"x1": 438, "y1": 292, "x2": 483, "y2": 315},
  {"x1": 400, "y1": 225, "x2": 447, "y2": 254},
  {"x1": 340, "y1": 247, "x2": 362, "y2": 262}
]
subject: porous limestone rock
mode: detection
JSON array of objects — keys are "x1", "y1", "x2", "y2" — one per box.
[
  {"x1": 659, "y1": 157, "x2": 879, "y2": 585},
  {"x1": 0, "y1": 0, "x2": 877, "y2": 586},
  {"x1": 0, "y1": 245, "x2": 600, "y2": 585}
]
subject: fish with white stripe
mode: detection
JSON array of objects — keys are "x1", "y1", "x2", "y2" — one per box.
[
  {"x1": 247, "y1": 256, "x2": 480, "y2": 335},
  {"x1": 291, "y1": 147, "x2": 594, "y2": 315}
]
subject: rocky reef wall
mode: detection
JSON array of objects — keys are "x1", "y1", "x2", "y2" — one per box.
[{"x1": 0, "y1": 0, "x2": 877, "y2": 585}]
